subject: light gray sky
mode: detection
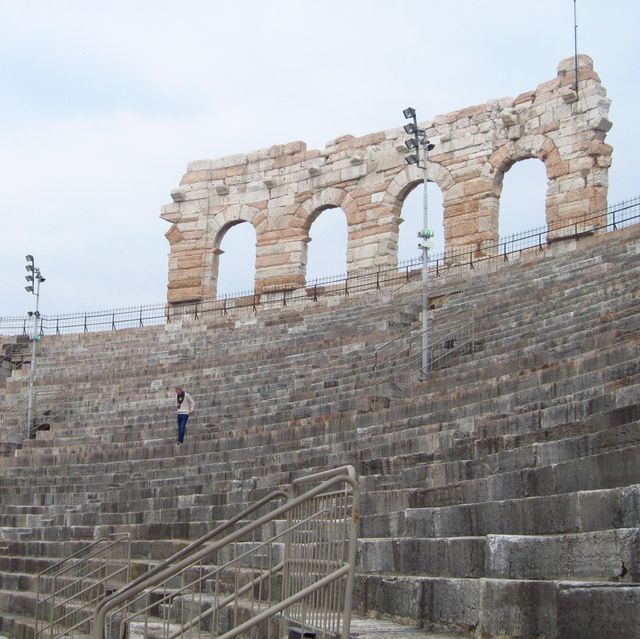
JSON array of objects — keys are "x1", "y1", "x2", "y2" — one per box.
[{"x1": 1, "y1": 1, "x2": 637, "y2": 317}]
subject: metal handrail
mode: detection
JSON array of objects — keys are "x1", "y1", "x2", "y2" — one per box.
[
  {"x1": 94, "y1": 487, "x2": 288, "y2": 616},
  {"x1": 0, "y1": 195, "x2": 637, "y2": 337},
  {"x1": 0, "y1": 345, "x2": 29, "y2": 368},
  {"x1": 373, "y1": 301, "x2": 472, "y2": 369},
  {"x1": 374, "y1": 311, "x2": 475, "y2": 400},
  {"x1": 93, "y1": 465, "x2": 360, "y2": 639},
  {"x1": 374, "y1": 306, "x2": 472, "y2": 373},
  {"x1": 0, "y1": 390, "x2": 70, "y2": 440},
  {"x1": 35, "y1": 533, "x2": 131, "y2": 639}
]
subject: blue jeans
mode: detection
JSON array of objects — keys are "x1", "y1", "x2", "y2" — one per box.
[{"x1": 177, "y1": 413, "x2": 189, "y2": 443}]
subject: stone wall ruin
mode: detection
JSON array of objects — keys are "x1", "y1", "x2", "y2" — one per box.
[{"x1": 161, "y1": 55, "x2": 612, "y2": 305}]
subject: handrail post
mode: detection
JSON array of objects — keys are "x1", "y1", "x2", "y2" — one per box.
[{"x1": 472, "y1": 308, "x2": 476, "y2": 355}]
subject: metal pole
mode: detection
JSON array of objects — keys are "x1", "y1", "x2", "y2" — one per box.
[
  {"x1": 421, "y1": 144, "x2": 430, "y2": 380},
  {"x1": 573, "y1": 0, "x2": 579, "y2": 94},
  {"x1": 26, "y1": 271, "x2": 41, "y2": 439}
]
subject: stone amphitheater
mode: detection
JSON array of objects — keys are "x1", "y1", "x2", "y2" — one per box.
[{"x1": 0, "y1": 56, "x2": 638, "y2": 639}]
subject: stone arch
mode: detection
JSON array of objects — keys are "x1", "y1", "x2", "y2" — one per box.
[
  {"x1": 487, "y1": 134, "x2": 560, "y2": 231},
  {"x1": 206, "y1": 203, "x2": 262, "y2": 298},
  {"x1": 382, "y1": 163, "x2": 455, "y2": 212},
  {"x1": 381, "y1": 163, "x2": 455, "y2": 260},
  {"x1": 211, "y1": 203, "x2": 263, "y2": 249},
  {"x1": 488, "y1": 134, "x2": 560, "y2": 181},
  {"x1": 293, "y1": 187, "x2": 361, "y2": 231},
  {"x1": 293, "y1": 188, "x2": 360, "y2": 278},
  {"x1": 305, "y1": 207, "x2": 349, "y2": 283}
]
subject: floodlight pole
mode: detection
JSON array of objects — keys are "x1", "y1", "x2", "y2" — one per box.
[
  {"x1": 402, "y1": 108, "x2": 435, "y2": 381},
  {"x1": 421, "y1": 142, "x2": 430, "y2": 381},
  {"x1": 25, "y1": 260, "x2": 44, "y2": 439}
]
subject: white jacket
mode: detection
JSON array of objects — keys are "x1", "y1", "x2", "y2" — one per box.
[{"x1": 176, "y1": 391, "x2": 195, "y2": 415}]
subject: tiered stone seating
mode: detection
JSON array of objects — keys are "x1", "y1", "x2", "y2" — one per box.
[{"x1": 0, "y1": 223, "x2": 638, "y2": 638}]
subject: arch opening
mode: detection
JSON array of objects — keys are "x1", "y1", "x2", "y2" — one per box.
[
  {"x1": 398, "y1": 181, "x2": 444, "y2": 266},
  {"x1": 216, "y1": 221, "x2": 257, "y2": 297},
  {"x1": 498, "y1": 158, "x2": 548, "y2": 239},
  {"x1": 305, "y1": 207, "x2": 348, "y2": 283}
]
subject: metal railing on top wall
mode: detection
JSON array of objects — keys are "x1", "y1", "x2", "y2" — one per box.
[{"x1": 1, "y1": 195, "x2": 638, "y2": 337}]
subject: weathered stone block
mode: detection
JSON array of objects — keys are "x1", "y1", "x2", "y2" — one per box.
[{"x1": 557, "y1": 584, "x2": 640, "y2": 639}]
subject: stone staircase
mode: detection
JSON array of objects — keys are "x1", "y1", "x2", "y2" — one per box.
[{"x1": 0, "y1": 224, "x2": 638, "y2": 638}]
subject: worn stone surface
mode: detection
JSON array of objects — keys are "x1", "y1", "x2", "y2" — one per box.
[
  {"x1": 0, "y1": 223, "x2": 639, "y2": 639},
  {"x1": 162, "y1": 55, "x2": 612, "y2": 304},
  {"x1": 557, "y1": 584, "x2": 640, "y2": 639}
]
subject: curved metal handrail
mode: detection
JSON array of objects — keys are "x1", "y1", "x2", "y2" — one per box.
[{"x1": 93, "y1": 466, "x2": 360, "y2": 639}]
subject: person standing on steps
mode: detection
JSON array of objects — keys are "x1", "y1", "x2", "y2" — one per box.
[{"x1": 175, "y1": 386, "x2": 195, "y2": 444}]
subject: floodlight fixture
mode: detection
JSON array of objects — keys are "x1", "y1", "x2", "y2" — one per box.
[
  {"x1": 24, "y1": 253, "x2": 45, "y2": 439},
  {"x1": 399, "y1": 105, "x2": 438, "y2": 382}
]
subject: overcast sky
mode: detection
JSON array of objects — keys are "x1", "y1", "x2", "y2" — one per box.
[{"x1": 1, "y1": 0, "x2": 638, "y2": 318}]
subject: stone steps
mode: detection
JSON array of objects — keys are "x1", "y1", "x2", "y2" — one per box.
[
  {"x1": 361, "y1": 483, "x2": 640, "y2": 539},
  {"x1": 0, "y1": 384, "x2": 636, "y2": 536},
  {"x1": 354, "y1": 574, "x2": 640, "y2": 638},
  {"x1": 11, "y1": 338, "x2": 640, "y2": 478},
  {"x1": 0, "y1": 392, "x2": 636, "y2": 523},
  {"x1": 0, "y1": 224, "x2": 638, "y2": 637},
  {"x1": 358, "y1": 528, "x2": 639, "y2": 581}
]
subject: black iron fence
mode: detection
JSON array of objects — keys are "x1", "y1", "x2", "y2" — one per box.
[{"x1": 1, "y1": 195, "x2": 638, "y2": 337}]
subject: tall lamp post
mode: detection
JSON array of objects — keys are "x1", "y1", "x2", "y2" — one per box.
[
  {"x1": 402, "y1": 107, "x2": 435, "y2": 381},
  {"x1": 25, "y1": 255, "x2": 45, "y2": 439}
]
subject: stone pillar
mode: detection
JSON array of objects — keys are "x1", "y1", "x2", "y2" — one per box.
[{"x1": 255, "y1": 226, "x2": 307, "y2": 292}]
